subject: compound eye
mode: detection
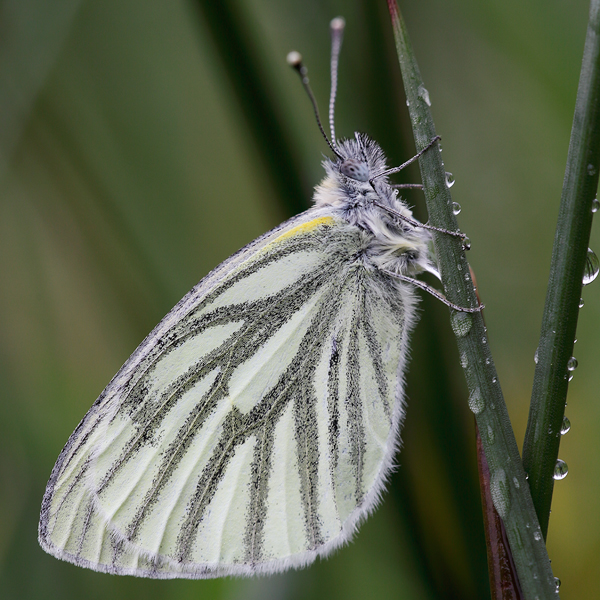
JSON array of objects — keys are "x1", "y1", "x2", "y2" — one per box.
[{"x1": 340, "y1": 158, "x2": 369, "y2": 182}]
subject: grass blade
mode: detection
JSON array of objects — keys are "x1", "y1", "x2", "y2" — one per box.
[
  {"x1": 387, "y1": 1, "x2": 557, "y2": 597},
  {"x1": 522, "y1": 0, "x2": 600, "y2": 538}
]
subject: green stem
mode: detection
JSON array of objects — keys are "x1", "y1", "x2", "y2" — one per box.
[
  {"x1": 387, "y1": 1, "x2": 557, "y2": 597},
  {"x1": 522, "y1": 0, "x2": 600, "y2": 539}
]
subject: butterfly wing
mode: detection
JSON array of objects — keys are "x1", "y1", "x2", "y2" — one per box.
[{"x1": 39, "y1": 208, "x2": 418, "y2": 578}]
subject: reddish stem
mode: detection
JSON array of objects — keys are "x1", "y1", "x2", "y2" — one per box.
[{"x1": 476, "y1": 426, "x2": 523, "y2": 599}]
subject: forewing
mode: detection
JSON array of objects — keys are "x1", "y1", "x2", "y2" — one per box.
[{"x1": 39, "y1": 209, "x2": 417, "y2": 578}]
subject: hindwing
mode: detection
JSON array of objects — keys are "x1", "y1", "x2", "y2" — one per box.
[{"x1": 39, "y1": 208, "x2": 418, "y2": 578}]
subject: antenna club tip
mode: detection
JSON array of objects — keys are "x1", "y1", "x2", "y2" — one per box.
[
  {"x1": 286, "y1": 51, "x2": 303, "y2": 67},
  {"x1": 330, "y1": 16, "x2": 346, "y2": 31}
]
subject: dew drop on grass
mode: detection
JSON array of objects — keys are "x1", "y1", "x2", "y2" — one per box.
[
  {"x1": 583, "y1": 248, "x2": 599, "y2": 285},
  {"x1": 553, "y1": 459, "x2": 568, "y2": 480},
  {"x1": 451, "y1": 311, "x2": 472, "y2": 337},
  {"x1": 468, "y1": 388, "x2": 485, "y2": 414},
  {"x1": 418, "y1": 85, "x2": 431, "y2": 106},
  {"x1": 490, "y1": 468, "x2": 510, "y2": 518}
]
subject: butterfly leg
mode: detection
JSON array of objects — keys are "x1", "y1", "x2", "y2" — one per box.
[
  {"x1": 381, "y1": 269, "x2": 484, "y2": 313},
  {"x1": 370, "y1": 136, "x2": 470, "y2": 243}
]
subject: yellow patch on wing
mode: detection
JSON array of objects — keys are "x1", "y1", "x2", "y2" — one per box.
[{"x1": 273, "y1": 216, "x2": 335, "y2": 244}]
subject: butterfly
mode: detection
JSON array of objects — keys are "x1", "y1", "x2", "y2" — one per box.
[{"x1": 39, "y1": 17, "x2": 476, "y2": 579}]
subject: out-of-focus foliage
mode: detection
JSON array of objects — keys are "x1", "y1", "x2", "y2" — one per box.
[{"x1": 0, "y1": 1, "x2": 598, "y2": 599}]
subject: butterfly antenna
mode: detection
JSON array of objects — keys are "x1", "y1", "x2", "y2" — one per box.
[
  {"x1": 328, "y1": 17, "x2": 345, "y2": 150},
  {"x1": 287, "y1": 51, "x2": 343, "y2": 160}
]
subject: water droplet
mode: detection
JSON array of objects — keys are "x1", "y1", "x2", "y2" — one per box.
[
  {"x1": 490, "y1": 468, "x2": 510, "y2": 518},
  {"x1": 588, "y1": 163, "x2": 597, "y2": 176},
  {"x1": 482, "y1": 337, "x2": 487, "y2": 344},
  {"x1": 567, "y1": 356, "x2": 578, "y2": 371},
  {"x1": 554, "y1": 577, "x2": 561, "y2": 590},
  {"x1": 445, "y1": 172, "x2": 455, "y2": 188},
  {"x1": 452, "y1": 201, "x2": 461, "y2": 214},
  {"x1": 406, "y1": 99, "x2": 410, "y2": 107},
  {"x1": 451, "y1": 311, "x2": 473, "y2": 337},
  {"x1": 513, "y1": 476, "x2": 520, "y2": 489},
  {"x1": 579, "y1": 297, "x2": 585, "y2": 308},
  {"x1": 553, "y1": 459, "x2": 569, "y2": 480},
  {"x1": 534, "y1": 347, "x2": 539, "y2": 364},
  {"x1": 460, "y1": 352, "x2": 468, "y2": 369},
  {"x1": 485, "y1": 358, "x2": 490, "y2": 365},
  {"x1": 462, "y1": 236, "x2": 471, "y2": 251},
  {"x1": 492, "y1": 376, "x2": 497, "y2": 383},
  {"x1": 468, "y1": 388, "x2": 485, "y2": 414},
  {"x1": 574, "y1": 338, "x2": 577, "y2": 343},
  {"x1": 533, "y1": 531, "x2": 542, "y2": 541},
  {"x1": 418, "y1": 85, "x2": 431, "y2": 106},
  {"x1": 593, "y1": 198, "x2": 600, "y2": 213},
  {"x1": 568, "y1": 373, "x2": 574, "y2": 382},
  {"x1": 583, "y1": 248, "x2": 599, "y2": 284},
  {"x1": 560, "y1": 416, "x2": 571, "y2": 435}
]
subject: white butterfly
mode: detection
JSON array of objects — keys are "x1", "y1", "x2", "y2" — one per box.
[{"x1": 39, "y1": 18, "x2": 474, "y2": 579}]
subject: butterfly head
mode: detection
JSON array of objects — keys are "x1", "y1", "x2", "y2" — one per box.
[
  {"x1": 313, "y1": 133, "x2": 437, "y2": 279},
  {"x1": 339, "y1": 158, "x2": 369, "y2": 182},
  {"x1": 335, "y1": 133, "x2": 388, "y2": 184},
  {"x1": 315, "y1": 133, "x2": 391, "y2": 207},
  {"x1": 289, "y1": 29, "x2": 436, "y2": 280}
]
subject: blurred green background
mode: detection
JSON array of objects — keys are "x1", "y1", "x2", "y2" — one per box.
[{"x1": 1, "y1": 0, "x2": 598, "y2": 598}]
